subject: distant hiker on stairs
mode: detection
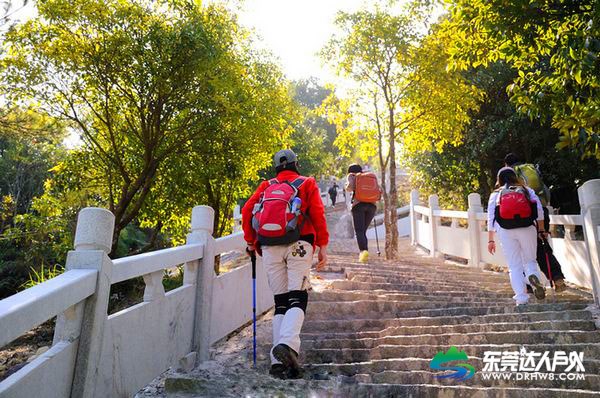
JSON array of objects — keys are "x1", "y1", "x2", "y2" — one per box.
[
  {"x1": 345, "y1": 164, "x2": 381, "y2": 263},
  {"x1": 328, "y1": 183, "x2": 338, "y2": 207},
  {"x1": 504, "y1": 153, "x2": 567, "y2": 292},
  {"x1": 487, "y1": 167, "x2": 546, "y2": 305},
  {"x1": 242, "y1": 149, "x2": 329, "y2": 379}
]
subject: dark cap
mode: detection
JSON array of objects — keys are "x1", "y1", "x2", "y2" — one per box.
[{"x1": 273, "y1": 149, "x2": 298, "y2": 168}]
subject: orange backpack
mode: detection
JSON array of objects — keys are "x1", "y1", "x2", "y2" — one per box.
[{"x1": 354, "y1": 172, "x2": 382, "y2": 203}]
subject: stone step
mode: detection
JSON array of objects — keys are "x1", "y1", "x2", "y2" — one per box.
[
  {"x1": 347, "y1": 275, "x2": 513, "y2": 291},
  {"x1": 303, "y1": 330, "x2": 600, "y2": 350},
  {"x1": 327, "y1": 260, "x2": 507, "y2": 278},
  {"x1": 360, "y1": 370, "x2": 600, "y2": 390},
  {"x1": 307, "y1": 301, "x2": 522, "y2": 318},
  {"x1": 330, "y1": 280, "x2": 515, "y2": 295},
  {"x1": 303, "y1": 310, "x2": 593, "y2": 332},
  {"x1": 334, "y1": 383, "x2": 600, "y2": 397},
  {"x1": 307, "y1": 357, "x2": 600, "y2": 377},
  {"x1": 311, "y1": 288, "x2": 513, "y2": 300},
  {"x1": 306, "y1": 301, "x2": 590, "y2": 321},
  {"x1": 348, "y1": 273, "x2": 512, "y2": 286},
  {"x1": 344, "y1": 267, "x2": 511, "y2": 281},
  {"x1": 303, "y1": 343, "x2": 600, "y2": 364},
  {"x1": 310, "y1": 289, "x2": 516, "y2": 304},
  {"x1": 301, "y1": 319, "x2": 598, "y2": 340}
]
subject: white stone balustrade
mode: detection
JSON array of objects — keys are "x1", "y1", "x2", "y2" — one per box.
[
  {"x1": 0, "y1": 204, "x2": 274, "y2": 398},
  {"x1": 409, "y1": 179, "x2": 600, "y2": 303},
  {"x1": 366, "y1": 205, "x2": 411, "y2": 239}
]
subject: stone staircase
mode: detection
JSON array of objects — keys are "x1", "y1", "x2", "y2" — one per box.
[
  {"x1": 300, "y1": 244, "x2": 600, "y2": 397},
  {"x1": 157, "y1": 238, "x2": 600, "y2": 397}
]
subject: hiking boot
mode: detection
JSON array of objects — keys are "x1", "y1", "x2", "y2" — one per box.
[
  {"x1": 554, "y1": 278, "x2": 567, "y2": 293},
  {"x1": 272, "y1": 344, "x2": 302, "y2": 378},
  {"x1": 526, "y1": 284, "x2": 533, "y2": 294},
  {"x1": 358, "y1": 250, "x2": 369, "y2": 263},
  {"x1": 269, "y1": 363, "x2": 287, "y2": 379},
  {"x1": 528, "y1": 275, "x2": 546, "y2": 300},
  {"x1": 286, "y1": 366, "x2": 305, "y2": 379}
]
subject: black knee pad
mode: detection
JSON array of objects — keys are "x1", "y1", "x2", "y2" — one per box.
[
  {"x1": 274, "y1": 293, "x2": 289, "y2": 315},
  {"x1": 288, "y1": 290, "x2": 308, "y2": 313}
]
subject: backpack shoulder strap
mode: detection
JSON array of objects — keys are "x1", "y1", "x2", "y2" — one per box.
[{"x1": 291, "y1": 177, "x2": 307, "y2": 189}]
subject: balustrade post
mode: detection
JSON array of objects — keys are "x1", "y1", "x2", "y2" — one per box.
[
  {"x1": 233, "y1": 205, "x2": 242, "y2": 233},
  {"x1": 467, "y1": 193, "x2": 483, "y2": 268},
  {"x1": 56, "y1": 207, "x2": 114, "y2": 398},
  {"x1": 187, "y1": 206, "x2": 216, "y2": 362},
  {"x1": 428, "y1": 195, "x2": 440, "y2": 257},
  {"x1": 409, "y1": 190, "x2": 420, "y2": 246},
  {"x1": 578, "y1": 179, "x2": 600, "y2": 307}
]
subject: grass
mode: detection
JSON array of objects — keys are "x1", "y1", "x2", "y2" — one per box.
[{"x1": 20, "y1": 263, "x2": 64, "y2": 289}]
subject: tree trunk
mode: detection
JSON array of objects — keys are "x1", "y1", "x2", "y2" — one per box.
[
  {"x1": 385, "y1": 109, "x2": 399, "y2": 259},
  {"x1": 380, "y1": 157, "x2": 390, "y2": 258}
]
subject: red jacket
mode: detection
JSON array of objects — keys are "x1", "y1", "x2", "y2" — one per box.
[{"x1": 242, "y1": 170, "x2": 329, "y2": 248}]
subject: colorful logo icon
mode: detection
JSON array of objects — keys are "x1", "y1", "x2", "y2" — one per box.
[{"x1": 430, "y1": 346, "x2": 476, "y2": 381}]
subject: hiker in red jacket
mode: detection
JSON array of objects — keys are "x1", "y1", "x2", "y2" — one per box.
[{"x1": 242, "y1": 149, "x2": 329, "y2": 379}]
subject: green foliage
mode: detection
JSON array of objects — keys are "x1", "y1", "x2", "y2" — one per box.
[
  {"x1": 444, "y1": 0, "x2": 600, "y2": 158},
  {"x1": 2, "y1": 0, "x2": 294, "y2": 251},
  {"x1": 0, "y1": 110, "x2": 67, "y2": 214},
  {"x1": 321, "y1": 1, "x2": 433, "y2": 258},
  {"x1": 0, "y1": 110, "x2": 71, "y2": 298},
  {"x1": 288, "y1": 79, "x2": 340, "y2": 178},
  {"x1": 20, "y1": 263, "x2": 63, "y2": 290},
  {"x1": 162, "y1": 266, "x2": 184, "y2": 292},
  {"x1": 402, "y1": 21, "x2": 482, "y2": 153},
  {"x1": 404, "y1": 60, "x2": 599, "y2": 209}
]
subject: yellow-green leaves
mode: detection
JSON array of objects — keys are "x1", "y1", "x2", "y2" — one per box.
[{"x1": 443, "y1": 0, "x2": 600, "y2": 158}]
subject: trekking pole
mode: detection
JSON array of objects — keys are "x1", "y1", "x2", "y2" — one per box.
[
  {"x1": 248, "y1": 250, "x2": 257, "y2": 367},
  {"x1": 542, "y1": 237, "x2": 554, "y2": 289},
  {"x1": 373, "y1": 217, "x2": 381, "y2": 257}
]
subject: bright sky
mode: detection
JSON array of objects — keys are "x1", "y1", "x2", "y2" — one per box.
[
  {"x1": 236, "y1": 0, "x2": 383, "y2": 83},
  {"x1": 10, "y1": 0, "x2": 418, "y2": 84}
]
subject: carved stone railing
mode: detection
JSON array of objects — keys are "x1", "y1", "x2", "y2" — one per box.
[{"x1": 0, "y1": 205, "x2": 273, "y2": 397}]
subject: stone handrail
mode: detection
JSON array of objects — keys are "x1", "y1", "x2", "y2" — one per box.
[
  {"x1": 366, "y1": 205, "x2": 411, "y2": 239},
  {"x1": 0, "y1": 269, "x2": 97, "y2": 348},
  {"x1": 434, "y1": 209, "x2": 468, "y2": 219},
  {"x1": 0, "y1": 205, "x2": 273, "y2": 398},
  {"x1": 409, "y1": 179, "x2": 600, "y2": 306},
  {"x1": 111, "y1": 243, "x2": 204, "y2": 283},
  {"x1": 372, "y1": 205, "x2": 410, "y2": 223},
  {"x1": 413, "y1": 205, "x2": 429, "y2": 216},
  {"x1": 214, "y1": 231, "x2": 245, "y2": 254}
]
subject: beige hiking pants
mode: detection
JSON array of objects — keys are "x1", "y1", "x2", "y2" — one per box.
[{"x1": 261, "y1": 240, "x2": 313, "y2": 294}]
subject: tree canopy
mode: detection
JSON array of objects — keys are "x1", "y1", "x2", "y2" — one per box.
[
  {"x1": 443, "y1": 0, "x2": 600, "y2": 159},
  {"x1": 2, "y1": 0, "x2": 294, "y2": 251}
]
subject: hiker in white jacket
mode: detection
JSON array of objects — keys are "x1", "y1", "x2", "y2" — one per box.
[{"x1": 487, "y1": 167, "x2": 546, "y2": 305}]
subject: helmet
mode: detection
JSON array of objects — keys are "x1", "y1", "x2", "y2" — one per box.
[{"x1": 273, "y1": 149, "x2": 298, "y2": 168}]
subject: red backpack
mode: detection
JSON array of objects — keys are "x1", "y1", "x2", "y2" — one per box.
[
  {"x1": 251, "y1": 177, "x2": 306, "y2": 245},
  {"x1": 494, "y1": 185, "x2": 538, "y2": 229},
  {"x1": 354, "y1": 172, "x2": 382, "y2": 203}
]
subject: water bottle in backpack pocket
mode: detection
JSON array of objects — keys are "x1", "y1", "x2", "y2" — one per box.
[
  {"x1": 494, "y1": 185, "x2": 538, "y2": 229},
  {"x1": 252, "y1": 177, "x2": 306, "y2": 245}
]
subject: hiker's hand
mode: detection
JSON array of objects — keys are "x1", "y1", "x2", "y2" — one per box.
[
  {"x1": 538, "y1": 231, "x2": 548, "y2": 239},
  {"x1": 246, "y1": 245, "x2": 256, "y2": 256},
  {"x1": 316, "y1": 246, "x2": 328, "y2": 271},
  {"x1": 488, "y1": 241, "x2": 496, "y2": 255}
]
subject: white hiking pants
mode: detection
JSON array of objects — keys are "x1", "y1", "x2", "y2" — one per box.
[
  {"x1": 496, "y1": 225, "x2": 541, "y2": 304},
  {"x1": 262, "y1": 240, "x2": 313, "y2": 363}
]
